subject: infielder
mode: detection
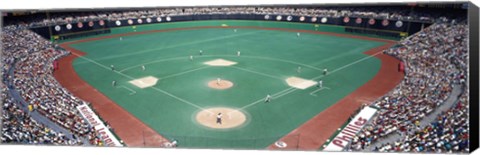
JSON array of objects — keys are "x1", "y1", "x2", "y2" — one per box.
[
  {"x1": 237, "y1": 51, "x2": 241, "y2": 56},
  {"x1": 110, "y1": 65, "x2": 115, "y2": 71},
  {"x1": 141, "y1": 65, "x2": 145, "y2": 71},
  {"x1": 216, "y1": 113, "x2": 223, "y2": 124},
  {"x1": 265, "y1": 94, "x2": 271, "y2": 103},
  {"x1": 297, "y1": 66, "x2": 302, "y2": 73},
  {"x1": 112, "y1": 80, "x2": 116, "y2": 87}
]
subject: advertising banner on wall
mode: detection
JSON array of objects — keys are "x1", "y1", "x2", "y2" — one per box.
[
  {"x1": 323, "y1": 106, "x2": 378, "y2": 151},
  {"x1": 76, "y1": 104, "x2": 123, "y2": 147}
]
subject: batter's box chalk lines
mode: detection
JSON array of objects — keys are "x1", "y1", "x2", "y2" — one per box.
[{"x1": 309, "y1": 87, "x2": 331, "y2": 96}]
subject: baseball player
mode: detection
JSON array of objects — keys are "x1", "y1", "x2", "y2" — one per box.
[
  {"x1": 216, "y1": 113, "x2": 223, "y2": 124},
  {"x1": 323, "y1": 68, "x2": 328, "y2": 75},
  {"x1": 318, "y1": 80, "x2": 323, "y2": 88},
  {"x1": 110, "y1": 65, "x2": 115, "y2": 71},
  {"x1": 237, "y1": 51, "x2": 241, "y2": 56},
  {"x1": 297, "y1": 66, "x2": 302, "y2": 73},
  {"x1": 297, "y1": 32, "x2": 300, "y2": 37},
  {"x1": 199, "y1": 50, "x2": 203, "y2": 56},
  {"x1": 190, "y1": 55, "x2": 193, "y2": 61},
  {"x1": 141, "y1": 65, "x2": 145, "y2": 71},
  {"x1": 119, "y1": 37, "x2": 123, "y2": 41},
  {"x1": 217, "y1": 78, "x2": 221, "y2": 85},
  {"x1": 112, "y1": 80, "x2": 116, "y2": 87},
  {"x1": 265, "y1": 94, "x2": 271, "y2": 103},
  {"x1": 234, "y1": 29, "x2": 237, "y2": 32}
]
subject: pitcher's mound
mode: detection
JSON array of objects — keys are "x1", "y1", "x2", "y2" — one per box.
[
  {"x1": 208, "y1": 80, "x2": 234, "y2": 90},
  {"x1": 196, "y1": 107, "x2": 246, "y2": 129}
]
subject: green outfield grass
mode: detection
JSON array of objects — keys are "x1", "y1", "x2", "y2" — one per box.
[{"x1": 66, "y1": 20, "x2": 387, "y2": 149}]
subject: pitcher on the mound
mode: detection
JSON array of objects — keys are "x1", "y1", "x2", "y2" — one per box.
[
  {"x1": 216, "y1": 113, "x2": 223, "y2": 124},
  {"x1": 217, "y1": 78, "x2": 221, "y2": 85}
]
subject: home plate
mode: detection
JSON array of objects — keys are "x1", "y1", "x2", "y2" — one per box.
[
  {"x1": 204, "y1": 59, "x2": 237, "y2": 66},
  {"x1": 129, "y1": 76, "x2": 158, "y2": 88},
  {"x1": 286, "y1": 77, "x2": 316, "y2": 89}
]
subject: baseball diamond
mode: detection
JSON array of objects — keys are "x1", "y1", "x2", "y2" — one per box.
[
  {"x1": 54, "y1": 20, "x2": 403, "y2": 149},
  {"x1": 1, "y1": 3, "x2": 473, "y2": 153}
]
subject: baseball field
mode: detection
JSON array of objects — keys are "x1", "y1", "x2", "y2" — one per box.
[{"x1": 53, "y1": 20, "x2": 404, "y2": 149}]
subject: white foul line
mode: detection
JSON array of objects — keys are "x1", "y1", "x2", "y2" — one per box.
[
  {"x1": 235, "y1": 50, "x2": 386, "y2": 111},
  {"x1": 116, "y1": 85, "x2": 136, "y2": 95},
  {"x1": 309, "y1": 87, "x2": 331, "y2": 96},
  {"x1": 70, "y1": 52, "x2": 213, "y2": 113}
]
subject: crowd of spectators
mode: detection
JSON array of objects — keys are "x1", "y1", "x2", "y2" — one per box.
[
  {"x1": 347, "y1": 23, "x2": 468, "y2": 153},
  {"x1": 1, "y1": 5, "x2": 469, "y2": 151},
  {"x1": 1, "y1": 26, "x2": 105, "y2": 146},
  {"x1": 2, "y1": 86, "x2": 81, "y2": 145},
  {"x1": 4, "y1": 5, "x2": 465, "y2": 28}
]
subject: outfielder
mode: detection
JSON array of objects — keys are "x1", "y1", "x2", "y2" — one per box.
[
  {"x1": 237, "y1": 51, "x2": 241, "y2": 56},
  {"x1": 234, "y1": 29, "x2": 237, "y2": 32},
  {"x1": 199, "y1": 50, "x2": 203, "y2": 56},
  {"x1": 216, "y1": 113, "x2": 223, "y2": 124},
  {"x1": 297, "y1": 32, "x2": 300, "y2": 37},
  {"x1": 112, "y1": 80, "x2": 116, "y2": 87},
  {"x1": 119, "y1": 37, "x2": 123, "y2": 41},
  {"x1": 190, "y1": 55, "x2": 193, "y2": 61},
  {"x1": 265, "y1": 94, "x2": 271, "y2": 103}
]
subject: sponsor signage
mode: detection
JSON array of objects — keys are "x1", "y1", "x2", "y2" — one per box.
[
  {"x1": 321, "y1": 17, "x2": 327, "y2": 23},
  {"x1": 395, "y1": 21, "x2": 403, "y2": 27},
  {"x1": 324, "y1": 106, "x2": 378, "y2": 151},
  {"x1": 264, "y1": 15, "x2": 270, "y2": 20},
  {"x1": 76, "y1": 104, "x2": 123, "y2": 147},
  {"x1": 343, "y1": 17, "x2": 350, "y2": 23},
  {"x1": 382, "y1": 19, "x2": 389, "y2": 26},
  {"x1": 368, "y1": 18, "x2": 375, "y2": 25},
  {"x1": 287, "y1": 16, "x2": 293, "y2": 21},
  {"x1": 66, "y1": 24, "x2": 72, "y2": 30},
  {"x1": 355, "y1": 17, "x2": 362, "y2": 24},
  {"x1": 276, "y1": 15, "x2": 282, "y2": 21},
  {"x1": 54, "y1": 25, "x2": 61, "y2": 31}
]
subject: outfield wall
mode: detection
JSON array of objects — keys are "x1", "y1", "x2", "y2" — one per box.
[{"x1": 30, "y1": 14, "x2": 431, "y2": 41}]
